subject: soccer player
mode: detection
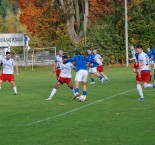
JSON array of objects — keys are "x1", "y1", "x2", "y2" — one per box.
[
  {"x1": 53, "y1": 50, "x2": 63, "y2": 80},
  {"x1": 0, "y1": 51, "x2": 19, "y2": 95},
  {"x1": 151, "y1": 48, "x2": 155, "y2": 83},
  {"x1": 87, "y1": 49, "x2": 104, "y2": 84},
  {"x1": 129, "y1": 45, "x2": 136, "y2": 62},
  {"x1": 46, "y1": 55, "x2": 75, "y2": 101},
  {"x1": 135, "y1": 44, "x2": 154, "y2": 100},
  {"x1": 93, "y1": 49, "x2": 109, "y2": 82},
  {"x1": 64, "y1": 51, "x2": 99, "y2": 100}
]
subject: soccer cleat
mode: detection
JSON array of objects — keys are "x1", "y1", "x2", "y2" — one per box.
[
  {"x1": 46, "y1": 97, "x2": 52, "y2": 101},
  {"x1": 89, "y1": 82, "x2": 95, "y2": 84},
  {"x1": 100, "y1": 78, "x2": 105, "y2": 83},
  {"x1": 105, "y1": 79, "x2": 109, "y2": 82},
  {"x1": 72, "y1": 94, "x2": 80, "y2": 100},
  {"x1": 137, "y1": 98, "x2": 144, "y2": 101},
  {"x1": 14, "y1": 93, "x2": 17, "y2": 95}
]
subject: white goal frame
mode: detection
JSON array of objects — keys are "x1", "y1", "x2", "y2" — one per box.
[{"x1": 32, "y1": 47, "x2": 56, "y2": 71}]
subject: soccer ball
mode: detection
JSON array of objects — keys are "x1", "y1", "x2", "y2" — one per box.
[{"x1": 79, "y1": 95, "x2": 86, "y2": 102}]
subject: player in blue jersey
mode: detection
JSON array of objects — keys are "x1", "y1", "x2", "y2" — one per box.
[
  {"x1": 64, "y1": 51, "x2": 99, "y2": 101},
  {"x1": 87, "y1": 49, "x2": 104, "y2": 84}
]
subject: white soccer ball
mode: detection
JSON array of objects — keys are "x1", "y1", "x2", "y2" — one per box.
[{"x1": 79, "y1": 95, "x2": 86, "y2": 102}]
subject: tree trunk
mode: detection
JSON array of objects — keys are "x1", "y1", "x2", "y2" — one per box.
[{"x1": 58, "y1": 0, "x2": 89, "y2": 46}]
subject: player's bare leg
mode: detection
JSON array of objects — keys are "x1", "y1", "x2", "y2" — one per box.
[
  {"x1": 46, "y1": 81, "x2": 61, "y2": 100},
  {"x1": 72, "y1": 81, "x2": 80, "y2": 100},
  {"x1": 11, "y1": 81, "x2": 17, "y2": 95},
  {"x1": 0, "y1": 80, "x2": 2, "y2": 90},
  {"x1": 68, "y1": 82, "x2": 76, "y2": 97},
  {"x1": 82, "y1": 82, "x2": 87, "y2": 100},
  {"x1": 94, "y1": 72, "x2": 104, "y2": 83},
  {"x1": 99, "y1": 72, "x2": 109, "y2": 82},
  {"x1": 89, "y1": 72, "x2": 95, "y2": 84}
]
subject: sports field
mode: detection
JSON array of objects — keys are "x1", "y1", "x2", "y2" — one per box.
[{"x1": 0, "y1": 66, "x2": 155, "y2": 145}]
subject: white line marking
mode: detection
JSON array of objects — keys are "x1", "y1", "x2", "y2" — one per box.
[{"x1": 25, "y1": 88, "x2": 136, "y2": 126}]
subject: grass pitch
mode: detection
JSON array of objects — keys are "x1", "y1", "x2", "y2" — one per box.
[{"x1": 0, "y1": 66, "x2": 155, "y2": 145}]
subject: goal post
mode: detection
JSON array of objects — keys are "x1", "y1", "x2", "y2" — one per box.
[{"x1": 32, "y1": 47, "x2": 56, "y2": 71}]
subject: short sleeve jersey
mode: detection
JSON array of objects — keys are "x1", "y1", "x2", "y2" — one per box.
[
  {"x1": 1, "y1": 58, "x2": 16, "y2": 74},
  {"x1": 55, "y1": 55, "x2": 63, "y2": 68},
  {"x1": 138, "y1": 52, "x2": 150, "y2": 71},
  {"x1": 94, "y1": 54, "x2": 103, "y2": 65},
  {"x1": 59, "y1": 62, "x2": 74, "y2": 78}
]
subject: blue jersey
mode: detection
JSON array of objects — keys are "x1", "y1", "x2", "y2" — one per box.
[
  {"x1": 87, "y1": 53, "x2": 97, "y2": 68},
  {"x1": 146, "y1": 51, "x2": 152, "y2": 59},
  {"x1": 135, "y1": 53, "x2": 139, "y2": 62},
  {"x1": 64, "y1": 55, "x2": 99, "y2": 72},
  {"x1": 151, "y1": 48, "x2": 155, "y2": 61}
]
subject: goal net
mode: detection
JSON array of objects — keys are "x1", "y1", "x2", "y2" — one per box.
[{"x1": 32, "y1": 47, "x2": 56, "y2": 70}]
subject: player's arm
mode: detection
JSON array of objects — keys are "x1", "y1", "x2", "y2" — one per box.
[
  {"x1": 14, "y1": 62, "x2": 19, "y2": 75},
  {"x1": 64, "y1": 57, "x2": 75, "y2": 63},
  {"x1": 138, "y1": 60, "x2": 144, "y2": 76},
  {"x1": 53, "y1": 57, "x2": 57, "y2": 72},
  {"x1": 0, "y1": 61, "x2": 2, "y2": 74},
  {"x1": 86, "y1": 58, "x2": 99, "y2": 65}
]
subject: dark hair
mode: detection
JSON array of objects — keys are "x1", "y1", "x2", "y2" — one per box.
[
  {"x1": 6, "y1": 51, "x2": 11, "y2": 55},
  {"x1": 136, "y1": 44, "x2": 143, "y2": 49},
  {"x1": 63, "y1": 55, "x2": 68, "y2": 59},
  {"x1": 75, "y1": 51, "x2": 81, "y2": 55}
]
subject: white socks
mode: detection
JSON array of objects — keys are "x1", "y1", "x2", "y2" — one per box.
[
  {"x1": 104, "y1": 76, "x2": 108, "y2": 80},
  {"x1": 13, "y1": 87, "x2": 17, "y2": 94},
  {"x1": 136, "y1": 84, "x2": 144, "y2": 98},
  {"x1": 49, "y1": 88, "x2": 57, "y2": 98},
  {"x1": 144, "y1": 84, "x2": 153, "y2": 89}
]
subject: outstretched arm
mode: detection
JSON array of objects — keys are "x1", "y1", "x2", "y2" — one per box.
[
  {"x1": 64, "y1": 57, "x2": 75, "y2": 64},
  {"x1": 86, "y1": 58, "x2": 99, "y2": 65}
]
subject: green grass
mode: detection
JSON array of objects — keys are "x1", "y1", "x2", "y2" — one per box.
[{"x1": 0, "y1": 66, "x2": 155, "y2": 145}]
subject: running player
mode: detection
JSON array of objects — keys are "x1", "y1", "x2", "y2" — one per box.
[
  {"x1": 135, "y1": 44, "x2": 154, "y2": 100},
  {"x1": 53, "y1": 50, "x2": 63, "y2": 80},
  {"x1": 93, "y1": 49, "x2": 109, "y2": 82},
  {"x1": 0, "y1": 51, "x2": 19, "y2": 95},
  {"x1": 46, "y1": 55, "x2": 75, "y2": 101},
  {"x1": 64, "y1": 51, "x2": 99, "y2": 101},
  {"x1": 87, "y1": 49, "x2": 104, "y2": 84}
]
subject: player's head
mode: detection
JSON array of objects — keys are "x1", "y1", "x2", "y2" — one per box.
[
  {"x1": 135, "y1": 44, "x2": 143, "y2": 53},
  {"x1": 62, "y1": 55, "x2": 68, "y2": 61},
  {"x1": 129, "y1": 45, "x2": 134, "y2": 50},
  {"x1": 6, "y1": 51, "x2": 11, "y2": 59},
  {"x1": 87, "y1": 49, "x2": 92, "y2": 54},
  {"x1": 93, "y1": 49, "x2": 97, "y2": 54},
  {"x1": 146, "y1": 47, "x2": 150, "y2": 52},
  {"x1": 75, "y1": 51, "x2": 81, "y2": 55},
  {"x1": 59, "y1": 50, "x2": 63, "y2": 56}
]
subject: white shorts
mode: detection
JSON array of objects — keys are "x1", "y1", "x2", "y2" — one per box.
[
  {"x1": 154, "y1": 62, "x2": 155, "y2": 69},
  {"x1": 75, "y1": 70, "x2": 88, "y2": 83},
  {"x1": 88, "y1": 67, "x2": 97, "y2": 73}
]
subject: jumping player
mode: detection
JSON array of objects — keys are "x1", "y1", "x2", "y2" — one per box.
[
  {"x1": 87, "y1": 49, "x2": 104, "y2": 84},
  {"x1": 46, "y1": 55, "x2": 75, "y2": 101},
  {"x1": 53, "y1": 50, "x2": 63, "y2": 80},
  {"x1": 64, "y1": 51, "x2": 99, "y2": 101},
  {"x1": 0, "y1": 51, "x2": 19, "y2": 95},
  {"x1": 135, "y1": 44, "x2": 154, "y2": 100},
  {"x1": 93, "y1": 49, "x2": 109, "y2": 82}
]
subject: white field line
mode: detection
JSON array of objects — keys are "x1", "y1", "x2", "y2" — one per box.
[{"x1": 25, "y1": 88, "x2": 136, "y2": 126}]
